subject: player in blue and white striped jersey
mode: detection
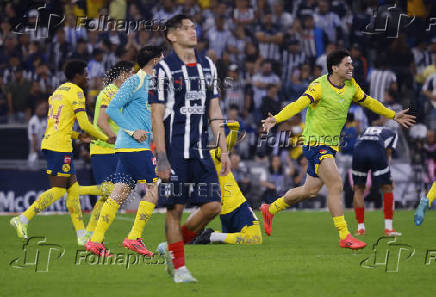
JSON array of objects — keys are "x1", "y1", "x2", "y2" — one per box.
[
  {"x1": 150, "y1": 15, "x2": 230, "y2": 283},
  {"x1": 351, "y1": 126, "x2": 401, "y2": 237}
]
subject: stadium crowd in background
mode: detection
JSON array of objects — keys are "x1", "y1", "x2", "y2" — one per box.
[{"x1": 0, "y1": 0, "x2": 435, "y2": 207}]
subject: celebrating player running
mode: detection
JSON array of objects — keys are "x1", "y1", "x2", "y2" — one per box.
[{"x1": 261, "y1": 49, "x2": 415, "y2": 250}]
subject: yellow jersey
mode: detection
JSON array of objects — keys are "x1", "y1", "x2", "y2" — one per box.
[
  {"x1": 210, "y1": 149, "x2": 246, "y2": 215},
  {"x1": 41, "y1": 83, "x2": 86, "y2": 152},
  {"x1": 90, "y1": 84, "x2": 119, "y2": 155}
]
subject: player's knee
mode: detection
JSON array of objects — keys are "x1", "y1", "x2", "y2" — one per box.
[
  {"x1": 202, "y1": 201, "x2": 221, "y2": 217},
  {"x1": 303, "y1": 186, "x2": 320, "y2": 198},
  {"x1": 381, "y1": 184, "x2": 393, "y2": 192}
]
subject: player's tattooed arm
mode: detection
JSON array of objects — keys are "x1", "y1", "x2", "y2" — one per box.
[{"x1": 151, "y1": 102, "x2": 171, "y2": 181}]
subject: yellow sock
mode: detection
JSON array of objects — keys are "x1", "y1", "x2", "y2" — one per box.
[
  {"x1": 427, "y1": 182, "x2": 436, "y2": 206},
  {"x1": 333, "y1": 215, "x2": 350, "y2": 240},
  {"x1": 269, "y1": 197, "x2": 290, "y2": 215},
  {"x1": 100, "y1": 182, "x2": 114, "y2": 196},
  {"x1": 23, "y1": 187, "x2": 66, "y2": 221},
  {"x1": 66, "y1": 182, "x2": 85, "y2": 232},
  {"x1": 79, "y1": 185, "x2": 103, "y2": 196},
  {"x1": 223, "y1": 224, "x2": 262, "y2": 244},
  {"x1": 127, "y1": 201, "x2": 155, "y2": 240},
  {"x1": 86, "y1": 196, "x2": 107, "y2": 233},
  {"x1": 91, "y1": 197, "x2": 120, "y2": 243}
]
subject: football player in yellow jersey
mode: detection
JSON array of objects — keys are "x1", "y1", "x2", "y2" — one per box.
[
  {"x1": 10, "y1": 60, "x2": 110, "y2": 245},
  {"x1": 261, "y1": 50, "x2": 415, "y2": 249},
  {"x1": 190, "y1": 122, "x2": 262, "y2": 245},
  {"x1": 79, "y1": 61, "x2": 135, "y2": 239}
]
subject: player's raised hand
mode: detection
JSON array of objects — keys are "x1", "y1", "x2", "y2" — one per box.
[
  {"x1": 220, "y1": 153, "x2": 231, "y2": 176},
  {"x1": 262, "y1": 113, "x2": 277, "y2": 133},
  {"x1": 78, "y1": 133, "x2": 92, "y2": 144},
  {"x1": 133, "y1": 130, "x2": 148, "y2": 142},
  {"x1": 156, "y1": 152, "x2": 171, "y2": 182},
  {"x1": 394, "y1": 108, "x2": 416, "y2": 128}
]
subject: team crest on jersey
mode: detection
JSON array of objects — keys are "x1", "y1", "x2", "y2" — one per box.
[
  {"x1": 62, "y1": 164, "x2": 71, "y2": 172},
  {"x1": 204, "y1": 73, "x2": 213, "y2": 88},
  {"x1": 64, "y1": 155, "x2": 72, "y2": 164},
  {"x1": 319, "y1": 149, "x2": 328, "y2": 154}
]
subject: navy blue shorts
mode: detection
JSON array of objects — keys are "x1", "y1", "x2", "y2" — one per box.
[
  {"x1": 91, "y1": 154, "x2": 118, "y2": 184},
  {"x1": 114, "y1": 150, "x2": 157, "y2": 184},
  {"x1": 220, "y1": 202, "x2": 258, "y2": 233},
  {"x1": 43, "y1": 150, "x2": 75, "y2": 176},
  {"x1": 352, "y1": 141, "x2": 392, "y2": 186},
  {"x1": 302, "y1": 145, "x2": 337, "y2": 177},
  {"x1": 158, "y1": 156, "x2": 221, "y2": 207}
]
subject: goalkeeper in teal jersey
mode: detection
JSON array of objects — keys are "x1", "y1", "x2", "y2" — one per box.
[
  {"x1": 84, "y1": 46, "x2": 164, "y2": 257},
  {"x1": 261, "y1": 49, "x2": 416, "y2": 249}
]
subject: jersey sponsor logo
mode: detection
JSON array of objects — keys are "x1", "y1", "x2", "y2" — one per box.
[
  {"x1": 62, "y1": 164, "x2": 70, "y2": 172},
  {"x1": 180, "y1": 106, "x2": 205, "y2": 115},
  {"x1": 64, "y1": 155, "x2": 72, "y2": 164},
  {"x1": 58, "y1": 86, "x2": 71, "y2": 91},
  {"x1": 185, "y1": 90, "x2": 203, "y2": 101},
  {"x1": 77, "y1": 92, "x2": 84, "y2": 98}
]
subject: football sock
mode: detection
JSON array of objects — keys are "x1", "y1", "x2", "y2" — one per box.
[
  {"x1": 269, "y1": 197, "x2": 290, "y2": 215},
  {"x1": 354, "y1": 207, "x2": 365, "y2": 228},
  {"x1": 168, "y1": 241, "x2": 185, "y2": 269},
  {"x1": 22, "y1": 187, "x2": 66, "y2": 221},
  {"x1": 383, "y1": 192, "x2": 394, "y2": 229},
  {"x1": 181, "y1": 225, "x2": 198, "y2": 244},
  {"x1": 427, "y1": 182, "x2": 436, "y2": 206},
  {"x1": 333, "y1": 215, "x2": 350, "y2": 240},
  {"x1": 127, "y1": 201, "x2": 155, "y2": 240},
  {"x1": 79, "y1": 185, "x2": 103, "y2": 196},
  {"x1": 86, "y1": 196, "x2": 106, "y2": 233},
  {"x1": 210, "y1": 232, "x2": 227, "y2": 243},
  {"x1": 91, "y1": 197, "x2": 120, "y2": 243},
  {"x1": 66, "y1": 182, "x2": 85, "y2": 232}
]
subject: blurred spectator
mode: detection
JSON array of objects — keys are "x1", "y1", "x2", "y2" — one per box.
[
  {"x1": 350, "y1": 44, "x2": 367, "y2": 88},
  {"x1": 26, "y1": 9, "x2": 49, "y2": 42},
  {"x1": 153, "y1": 0, "x2": 182, "y2": 21},
  {"x1": 6, "y1": 66, "x2": 32, "y2": 123},
  {"x1": 0, "y1": 34, "x2": 20, "y2": 69},
  {"x1": 368, "y1": 56, "x2": 397, "y2": 103},
  {"x1": 314, "y1": 0, "x2": 342, "y2": 43},
  {"x1": 386, "y1": 35, "x2": 414, "y2": 96},
  {"x1": 88, "y1": 48, "x2": 105, "y2": 83},
  {"x1": 227, "y1": 24, "x2": 251, "y2": 64},
  {"x1": 64, "y1": 15, "x2": 87, "y2": 48},
  {"x1": 86, "y1": 31, "x2": 100, "y2": 55},
  {"x1": 252, "y1": 60, "x2": 280, "y2": 122},
  {"x1": 49, "y1": 28, "x2": 72, "y2": 74},
  {"x1": 424, "y1": 130, "x2": 436, "y2": 182},
  {"x1": 416, "y1": 52, "x2": 436, "y2": 85},
  {"x1": 296, "y1": 0, "x2": 318, "y2": 19},
  {"x1": 315, "y1": 42, "x2": 336, "y2": 74},
  {"x1": 101, "y1": 39, "x2": 116, "y2": 71},
  {"x1": 293, "y1": 154, "x2": 308, "y2": 186},
  {"x1": 301, "y1": 15, "x2": 326, "y2": 61},
  {"x1": 281, "y1": 39, "x2": 306, "y2": 83},
  {"x1": 255, "y1": 9, "x2": 283, "y2": 60},
  {"x1": 412, "y1": 39, "x2": 432, "y2": 78},
  {"x1": 340, "y1": 113, "x2": 359, "y2": 155},
  {"x1": 206, "y1": 14, "x2": 232, "y2": 58},
  {"x1": 70, "y1": 38, "x2": 90, "y2": 61},
  {"x1": 27, "y1": 100, "x2": 48, "y2": 166},
  {"x1": 422, "y1": 72, "x2": 436, "y2": 129},
  {"x1": 34, "y1": 63, "x2": 59, "y2": 95},
  {"x1": 230, "y1": 152, "x2": 252, "y2": 196},
  {"x1": 233, "y1": 0, "x2": 255, "y2": 27},
  {"x1": 0, "y1": 71, "x2": 8, "y2": 123},
  {"x1": 272, "y1": 0, "x2": 294, "y2": 31},
  {"x1": 261, "y1": 84, "x2": 282, "y2": 120},
  {"x1": 24, "y1": 41, "x2": 48, "y2": 74},
  {"x1": 260, "y1": 155, "x2": 286, "y2": 203},
  {"x1": 224, "y1": 65, "x2": 249, "y2": 116},
  {"x1": 283, "y1": 67, "x2": 309, "y2": 100}
]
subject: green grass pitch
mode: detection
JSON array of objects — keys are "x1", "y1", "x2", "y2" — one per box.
[{"x1": 1, "y1": 210, "x2": 435, "y2": 297}]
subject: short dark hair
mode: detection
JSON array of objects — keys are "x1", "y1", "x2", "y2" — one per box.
[
  {"x1": 106, "y1": 61, "x2": 134, "y2": 83},
  {"x1": 164, "y1": 14, "x2": 194, "y2": 43},
  {"x1": 137, "y1": 46, "x2": 164, "y2": 68},
  {"x1": 228, "y1": 104, "x2": 240, "y2": 111},
  {"x1": 64, "y1": 60, "x2": 87, "y2": 81},
  {"x1": 327, "y1": 49, "x2": 350, "y2": 75}
]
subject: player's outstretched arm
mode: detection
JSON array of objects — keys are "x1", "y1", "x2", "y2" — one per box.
[
  {"x1": 393, "y1": 108, "x2": 416, "y2": 128},
  {"x1": 209, "y1": 98, "x2": 230, "y2": 176},
  {"x1": 97, "y1": 108, "x2": 117, "y2": 143},
  {"x1": 76, "y1": 111, "x2": 109, "y2": 142},
  {"x1": 262, "y1": 95, "x2": 312, "y2": 133},
  {"x1": 151, "y1": 102, "x2": 171, "y2": 181}
]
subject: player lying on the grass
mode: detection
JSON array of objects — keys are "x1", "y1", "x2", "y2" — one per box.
[
  {"x1": 78, "y1": 61, "x2": 135, "y2": 241},
  {"x1": 414, "y1": 181, "x2": 436, "y2": 226},
  {"x1": 261, "y1": 49, "x2": 415, "y2": 250},
  {"x1": 10, "y1": 60, "x2": 110, "y2": 245},
  {"x1": 85, "y1": 46, "x2": 164, "y2": 257},
  {"x1": 190, "y1": 121, "x2": 262, "y2": 245},
  {"x1": 351, "y1": 126, "x2": 401, "y2": 236}
]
